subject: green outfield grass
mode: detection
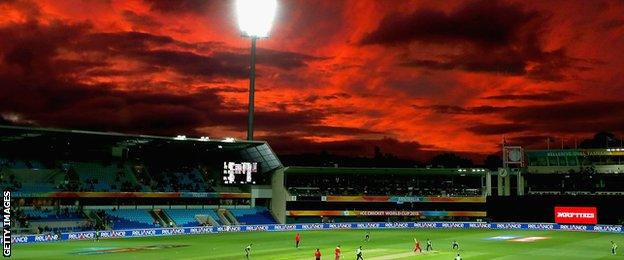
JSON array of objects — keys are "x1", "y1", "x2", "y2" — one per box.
[{"x1": 12, "y1": 229, "x2": 624, "y2": 259}]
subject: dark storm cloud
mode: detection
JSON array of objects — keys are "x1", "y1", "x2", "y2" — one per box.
[
  {"x1": 492, "y1": 101, "x2": 624, "y2": 135},
  {"x1": 129, "y1": 49, "x2": 249, "y2": 78},
  {"x1": 482, "y1": 90, "x2": 574, "y2": 101},
  {"x1": 256, "y1": 48, "x2": 327, "y2": 69},
  {"x1": 466, "y1": 123, "x2": 529, "y2": 135},
  {"x1": 76, "y1": 31, "x2": 321, "y2": 76},
  {"x1": 400, "y1": 44, "x2": 574, "y2": 81},
  {"x1": 304, "y1": 93, "x2": 351, "y2": 103},
  {"x1": 413, "y1": 105, "x2": 512, "y2": 115},
  {"x1": 35, "y1": 89, "x2": 225, "y2": 134},
  {"x1": 0, "y1": 20, "x2": 228, "y2": 133},
  {"x1": 209, "y1": 86, "x2": 249, "y2": 93},
  {"x1": 240, "y1": 108, "x2": 368, "y2": 137},
  {"x1": 601, "y1": 19, "x2": 624, "y2": 30},
  {"x1": 362, "y1": 0, "x2": 576, "y2": 81},
  {"x1": 76, "y1": 31, "x2": 181, "y2": 52},
  {"x1": 502, "y1": 101, "x2": 624, "y2": 123},
  {"x1": 213, "y1": 48, "x2": 325, "y2": 71},
  {"x1": 0, "y1": 19, "x2": 367, "y2": 138},
  {"x1": 145, "y1": 0, "x2": 217, "y2": 14},
  {"x1": 401, "y1": 55, "x2": 527, "y2": 75},
  {"x1": 360, "y1": 0, "x2": 537, "y2": 46},
  {"x1": 67, "y1": 31, "x2": 322, "y2": 80},
  {"x1": 0, "y1": 20, "x2": 92, "y2": 76},
  {"x1": 425, "y1": 101, "x2": 624, "y2": 136},
  {"x1": 262, "y1": 135, "x2": 432, "y2": 159}
]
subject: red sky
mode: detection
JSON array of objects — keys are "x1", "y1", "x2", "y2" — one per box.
[{"x1": 1, "y1": 0, "x2": 623, "y2": 161}]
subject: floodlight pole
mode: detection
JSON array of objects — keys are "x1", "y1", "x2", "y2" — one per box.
[{"x1": 247, "y1": 36, "x2": 257, "y2": 141}]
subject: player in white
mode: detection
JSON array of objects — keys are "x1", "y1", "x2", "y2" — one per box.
[
  {"x1": 356, "y1": 246, "x2": 364, "y2": 260},
  {"x1": 455, "y1": 253, "x2": 462, "y2": 260},
  {"x1": 245, "y1": 243, "x2": 252, "y2": 258}
]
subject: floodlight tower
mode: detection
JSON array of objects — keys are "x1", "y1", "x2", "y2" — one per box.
[{"x1": 236, "y1": 0, "x2": 278, "y2": 141}]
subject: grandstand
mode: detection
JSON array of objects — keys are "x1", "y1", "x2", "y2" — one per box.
[
  {"x1": 4, "y1": 125, "x2": 624, "y2": 260},
  {"x1": 0, "y1": 126, "x2": 281, "y2": 234},
  {"x1": 521, "y1": 148, "x2": 624, "y2": 194}
]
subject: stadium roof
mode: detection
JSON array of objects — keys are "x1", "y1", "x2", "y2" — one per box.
[
  {"x1": 284, "y1": 166, "x2": 488, "y2": 176},
  {"x1": 0, "y1": 125, "x2": 283, "y2": 173},
  {"x1": 0, "y1": 125, "x2": 263, "y2": 148}
]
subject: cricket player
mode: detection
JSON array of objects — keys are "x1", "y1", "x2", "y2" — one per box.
[
  {"x1": 426, "y1": 238, "x2": 433, "y2": 251},
  {"x1": 245, "y1": 243, "x2": 252, "y2": 258},
  {"x1": 612, "y1": 241, "x2": 618, "y2": 255},
  {"x1": 452, "y1": 240, "x2": 459, "y2": 250},
  {"x1": 356, "y1": 246, "x2": 364, "y2": 260},
  {"x1": 315, "y1": 248, "x2": 321, "y2": 260},
  {"x1": 335, "y1": 245, "x2": 341, "y2": 260},
  {"x1": 296, "y1": 233, "x2": 301, "y2": 248},
  {"x1": 414, "y1": 238, "x2": 422, "y2": 252}
]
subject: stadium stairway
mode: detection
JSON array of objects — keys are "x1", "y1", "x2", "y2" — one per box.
[
  {"x1": 3, "y1": 169, "x2": 63, "y2": 192},
  {"x1": 216, "y1": 209, "x2": 238, "y2": 225},
  {"x1": 164, "y1": 209, "x2": 222, "y2": 227},
  {"x1": 229, "y1": 207, "x2": 277, "y2": 225},
  {"x1": 151, "y1": 209, "x2": 174, "y2": 227}
]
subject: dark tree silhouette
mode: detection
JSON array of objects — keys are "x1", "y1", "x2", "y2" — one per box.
[
  {"x1": 429, "y1": 153, "x2": 473, "y2": 168},
  {"x1": 579, "y1": 132, "x2": 623, "y2": 148},
  {"x1": 484, "y1": 154, "x2": 503, "y2": 171}
]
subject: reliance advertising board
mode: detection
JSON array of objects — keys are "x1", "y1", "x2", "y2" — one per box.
[
  {"x1": 10, "y1": 222, "x2": 624, "y2": 244},
  {"x1": 555, "y1": 206, "x2": 597, "y2": 225}
]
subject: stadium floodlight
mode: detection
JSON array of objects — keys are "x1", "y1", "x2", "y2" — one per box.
[
  {"x1": 236, "y1": 0, "x2": 277, "y2": 38},
  {"x1": 236, "y1": 0, "x2": 278, "y2": 141}
]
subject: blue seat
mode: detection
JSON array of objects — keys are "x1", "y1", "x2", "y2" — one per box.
[
  {"x1": 230, "y1": 207, "x2": 276, "y2": 225},
  {"x1": 105, "y1": 209, "x2": 157, "y2": 229}
]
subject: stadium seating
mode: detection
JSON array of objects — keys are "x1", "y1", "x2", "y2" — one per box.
[
  {"x1": 0, "y1": 166, "x2": 63, "y2": 192},
  {"x1": 73, "y1": 162, "x2": 121, "y2": 191},
  {"x1": 22, "y1": 208, "x2": 81, "y2": 220},
  {"x1": 104, "y1": 209, "x2": 158, "y2": 229},
  {"x1": 151, "y1": 169, "x2": 208, "y2": 192},
  {"x1": 287, "y1": 173, "x2": 483, "y2": 197},
  {"x1": 164, "y1": 209, "x2": 223, "y2": 227},
  {"x1": 229, "y1": 207, "x2": 277, "y2": 225}
]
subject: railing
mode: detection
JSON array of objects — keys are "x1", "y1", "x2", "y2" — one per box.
[{"x1": 11, "y1": 221, "x2": 624, "y2": 244}]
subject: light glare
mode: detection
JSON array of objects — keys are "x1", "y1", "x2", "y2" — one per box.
[{"x1": 236, "y1": 0, "x2": 277, "y2": 38}]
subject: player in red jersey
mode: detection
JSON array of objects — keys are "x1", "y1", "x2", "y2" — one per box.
[
  {"x1": 296, "y1": 233, "x2": 301, "y2": 248},
  {"x1": 315, "y1": 248, "x2": 322, "y2": 260},
  {"x1": 414, "y1": 238, "x2": 422, "y2": 253},
  {"x1": 335, "y1": 245, "x2": 341, "y2": 260}
]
